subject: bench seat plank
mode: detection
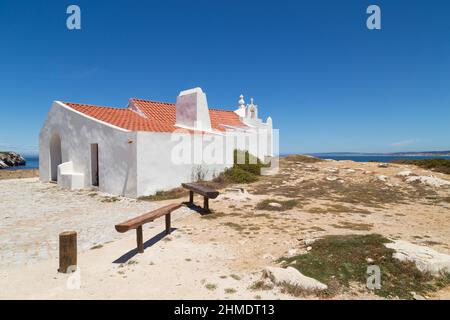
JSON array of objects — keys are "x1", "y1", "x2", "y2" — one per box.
[
  {"x1": 181, "y1": 183, "x2": 219, "y2": 199},
  {"x1": 115, "y1": 203, "x2": 182, "y2": 233}
]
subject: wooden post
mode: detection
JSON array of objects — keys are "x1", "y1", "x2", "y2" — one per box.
[
  {"x1": 203, "y1": 197, "x2": 209, "y2": 211},
  {"x1": 59, "y1": 231, "x2": 77, "y2": 273},
  {"x1": 136, "y1": 226, "x2": 144, "y2": 253},
  {"x1": 189, "y1": 191, "x2": 194, "y2": 204},
  {"x1": 165, "y1": 213, "x2": 171, "y2": 235}
]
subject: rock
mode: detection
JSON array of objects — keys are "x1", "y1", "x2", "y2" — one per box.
[
  {"x1": 326, "y1": 176, "x2": 338, "y2": 181},
  {"x1": 306, "y1": 246, "x2": 312, "y2": 251},
  {"x1": 264, "y1": 267, "x2": 328, "y2": 291},
  {"x1": 397, "y1": 170, "x2": 412, "y2": 177},
  {"x1": 0, "y1": 152, "x2": 26, "y2": 169},
  {"x1": 304, "y1": 238, "x2": 316, "y2": 246},
  {"x1": 219, "y1": 187, "x2": 255, "y2": 202},
  {"x1": 378, "y1": 163, "x2": 389, "y2": 168},
  {"x1": 385, "y1": 240, "x2": 450, "y2": 276},
  {"x1": 268, "y1": 202, "x2": 282, "y2": 208},
  {"x1": 225, "y1": 187, "x2": 247, "y2": 194},
  {"x1": 411, "y1": 292, "x2": 426, "y2": 300},
  {"x1": 375, "y1": 174, "x2": 388, "y2": 182},
  {"x1": 405, "y1": 175, "x2": 450, "y2": 187},
  {"x1": 287, "y1": 249, "x2": 298, "y2": 257},
  {"x1": 366, "y1": 258, "x2": 374, "y2": 263}
]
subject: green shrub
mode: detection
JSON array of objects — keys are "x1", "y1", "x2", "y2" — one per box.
[
  {"x1": 223, "y1": 166, "x2": 258, "y2": 183},
  {"x1": 205, "y1": 150, "x2": 268, "y2": 185},
  {"x1": 233, "y1": 149, "x2": 269, "y2": 176}
]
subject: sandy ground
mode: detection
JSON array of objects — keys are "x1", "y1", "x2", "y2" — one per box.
[
  {"x1": 0, "y1": 169, "x2": 38, "y2": 180},
  {"x1": 1, "y1": 157, "x2": 449, "y2": 299}
]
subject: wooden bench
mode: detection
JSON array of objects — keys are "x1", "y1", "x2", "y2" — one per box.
[
  {"x1": 182, "y1": 183, "x2": 219, "y2": 212},
  {"x1": 115, "y1": 203, "x2": 182, "y2": 253}
]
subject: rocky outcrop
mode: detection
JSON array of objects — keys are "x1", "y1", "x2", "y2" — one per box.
[
  {"x1": 405, "y1": 175, "x2": 450, "y2": 187},
  {"x1": 385, "y1": 240, "x2": 450, "y2": 276},
  {"x1": 0, "y1": 152, "x2": 26, "y2": 169},
  {"x1": 263, "y1": 266, "x2": 328, "y2": 291}
]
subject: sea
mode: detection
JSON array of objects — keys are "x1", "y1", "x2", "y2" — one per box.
[
  {"x1": 3, "y1": 154, "x2": 450, "y2": 171},
  {"x1": 4, "y1": 155, "x2": 39, "y2": 171},
  {"x1": 310, "y1": 154, "x2": 450, "y2": 163}
]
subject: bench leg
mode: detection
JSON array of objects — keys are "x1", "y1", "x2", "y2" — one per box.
[
  {"x1": 189, "y1": 191, "x2": 194, "y2": 204},
  {"x1": 203, "y1": 197, "x2": 209, "y2": 212},
  {"x1": 165, "y1": 213, "x2": 171, "y2": 235},
  {"x1": 136, "y1": 226, "x2": 144, "y2": 253}
]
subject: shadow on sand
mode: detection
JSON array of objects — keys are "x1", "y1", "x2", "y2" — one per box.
[
  {"x1": 113, "y1": 227, "x2": 177, "y2": 264},
  {"x1": 182, "y1": 201, "x2": 211, "y2": 216}
]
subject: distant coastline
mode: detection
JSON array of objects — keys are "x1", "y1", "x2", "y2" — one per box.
[
  {"x1": 311, "y1": 151, "x2": 450, "y2": 157},
  {"x1": 278, "y1": 151, "x2": 450, "y2": 163},
  {"x1": 308, "y1": 152, "x2": 450, "y2": 163}
]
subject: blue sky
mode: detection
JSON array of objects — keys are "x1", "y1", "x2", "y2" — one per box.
[{"x1": 0, "y1": 0, "x2": 449, "y2": 155}]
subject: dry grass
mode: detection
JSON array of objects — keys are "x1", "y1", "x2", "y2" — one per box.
[
  {"x1": 252, "y1": 156, "x2": 443, "y2": 209},
  {"x1": 264, "y1": 179, "x2": 421, "y2": 208},
  {"x1": 221, "y1": 222, "x2": 245, "y2": 232},
  {"x1": 230, "y1": 274, "x2": 241, "y2": 281},
  {"x1": 205, "y1": 283, "x2": 217, "y2": 291},
  {"x1": 224, "y1": 288, "x2": 237, "y2": 294},
  {"x1": 283, "y1": 155, "x2": 324, "y2": 163},
  {"x1": 279, "y1": 280, "x2": 341, "y2": 298},
  {"x1": 139, "y1": 187, "x2": 187, "y2": 201},
  {"x1": 201, "y1": 211, "x2": 227, "y2": 220},
  {"x1": 249, "y1": 280, "x2": 273, "y2": 291},
  {"x1": 307, "y1": 204, "x2": 371, "y2": 215},
  {"x1": 331, "y1": 221, "x2": 374, "y2": 231},
  {"x1": 392, "y1": 158, "x2": 450, "y2": 175},
  {"x1": 441, "y1": 197, "x2": 450, "y2": 203},
  {"x1": 101, "y1": 196, "x2": 120, "y2": 203}
]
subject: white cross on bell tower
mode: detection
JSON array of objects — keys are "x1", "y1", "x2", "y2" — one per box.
[{"x1": 238, "y1": 94, "x2": 245, "y2": 109}]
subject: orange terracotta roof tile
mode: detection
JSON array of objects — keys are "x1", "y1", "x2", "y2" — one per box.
[{"x1": 64, "y1": 99, "x2": 246, "y2": 133}]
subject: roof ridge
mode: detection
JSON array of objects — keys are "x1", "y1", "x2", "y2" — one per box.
[
  {"x1": 64, "y1": 101, "x2": 128, "y2": 111},
  {"x1": 210, "y1": 108, "x2": 236, "y2": 113},
  {"x1": 130, "y1": 98, "x2": 175, "y2": 106},
  {"x1": 132, "y1": 98, "x2": 235, "y2": 113}
]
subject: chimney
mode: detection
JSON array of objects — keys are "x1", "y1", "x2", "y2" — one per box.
[{"x1": 175, "y1": 87, "x2": 211, "y2": 131}]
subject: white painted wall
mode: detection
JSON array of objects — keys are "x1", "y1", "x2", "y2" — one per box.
[
  {"x1": 135, "y1": 127, "x2": 274, "y2": 197},
  {"x1": 39, "y1": 102, "x2": 138, "y2": 197},
  {"x1": 136, "y1": 131, "x2": 232, "y2": 197}
]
